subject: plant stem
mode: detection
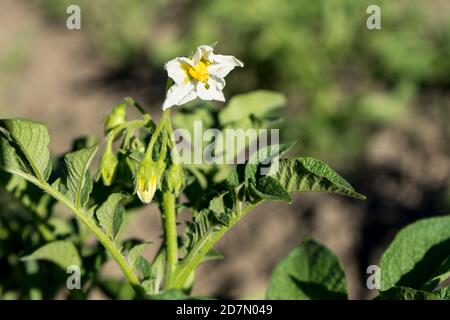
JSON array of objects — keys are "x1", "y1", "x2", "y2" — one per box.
[
  {"x1": 123, "y1": 97, "x2": 148, "y2": 119},
  {"x1": 172, "y1": 201, "x2": 262, "y2": 288},
  {"x1": 11, "y1": 171, "x2": 144, "y2": 297},
  {"x1": 110, "y1": 119, "x2": 150, "y2": 140},
  {"x1": 162, "y1": 190, "x2": 178, "y2": 288},
  {"x1": 144, "y1": 110, "x2": 169, "y2": 162},
  {"x1": 40, "y1": 181, "x2": 142, "y2": 292}
]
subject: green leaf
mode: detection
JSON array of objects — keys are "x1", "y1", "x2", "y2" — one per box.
[
  {"x1": 380, "y1": 215, "x2": 450, "y2": 291},
  {"x1": 266, "y1": 238, "x2": 347, "y2": 300},
  {"x1": 226, "y1": 142, "x2": 295, "y2": 196},
  {"x1": 245, "y1": 142, "x2": 296, "y2": 186},
  {"x1": 135, "y1": 256, "x2": 152, "y2": 280},
  {"x1": 219, "y1": 90, "x2": 286, "y2": 126},
  {"x1": 98, "y1": 278, "x2": 135, "y2": 300},
  {"x1": 182, "y1": 199, "x2": 233, "y2": 256},
  {"x1": 127, "y1": 242, "x2": 152, "y2": 270},
  {"x1": 226, "y1": 165, "x2": 241, "y2": 190},
  {"x1": 378, "y1": 286, "x2": 444, "y2": 300},
  {"x1": 209, "y1": 193, "x2": 226, "y2": 216},
  {"x1": 0, "y1": 119, "x2": 52, "y2": 181},
  {"x1": 2, "y1": 174, "x2": 56, "y2": 220},
  {"x1": 96, "y1": 193, "x2": 127, "y2": 240},
  {"x1": 270, "y1": 157, "x2": 366, "y2": 200},
  {"x1": 250, "y1": 176, "x2": 292, "y2": 202},
  {"x1": 218, "y1": 91, "x2": 286, "y2": 163},
  {"x1": 202, "y1": 248, "x2": 223, "y2": 263},
  {"x1": 63, "y1": 145, "x2": 98, "y2": 208},
  {"x1": 141, "y1": 251, "x2": 165, "y2": 294},
  {"x1": 433, "y1": 287, "x2": 450, "y2": 300},
  {"x1": 21, "y1": 240, "x2": 81, "y2": 270},
  {"x1": 0, "y1": 134, "x2": 24, "y2": 173},
  {"x1": 208, "y1": 192, "x2": 233, "y2": 226},
  {"x1": 172, "y1": 102, "x2": 215, "y2": 145}
]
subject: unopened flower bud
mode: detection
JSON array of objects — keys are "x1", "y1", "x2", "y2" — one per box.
[
  {"x1": 104, "y1": 102, "x2": 127, "y2": 132},
  {"x1": 135, "y1": 160, "x2": 159, "y2": 204},
  {"x1": 100, "y1": 146, "x2": 118, "y2": 186},
  {"x1": 166, "y1": 163, "x2": 184, "y2": 196}
]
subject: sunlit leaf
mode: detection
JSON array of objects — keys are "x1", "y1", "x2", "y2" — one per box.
[
  {"x1": 96, "y1": 193, "x2": 127, "y2": 240},
  {"x1": 270, "y1": 157, "x2": 366, "y2": 200},
  {"x1": 21, "y1": 240, "x2": 81, "y2": 270},
  {"x1": 63, "y1": 145, "x2": 98, "y2": 208},
  {"x1": 378, "y1": 286, "x2": 444, "y2": 300},
  {"x1": 128, "y1": 242, "x2": 152, "y2": 270},
  {"x1": 267, "y1": 238, "x2": 347, "y2": 300},
  {"x1": 219, "y1": 90, "x2": 286, "y2": 126},
  {"x1": 0, "y1": 119, "x2": 52, "y2": 181},
  {"x1": 380, "y1": 215, "x2": 450, "y2": 291}
]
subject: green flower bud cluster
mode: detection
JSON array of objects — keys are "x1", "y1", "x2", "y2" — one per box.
[{"x1": 134, "y1": 111, "x2": 185, "y2": 204}]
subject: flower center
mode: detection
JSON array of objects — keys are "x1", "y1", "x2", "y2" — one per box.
[{"x1": 188, "y1": 60, "x2": 209, "y2": 83}]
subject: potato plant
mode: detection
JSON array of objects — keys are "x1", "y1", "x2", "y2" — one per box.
[{"x1": 0, "y1": 45, "x2": 448, "y2": 300}]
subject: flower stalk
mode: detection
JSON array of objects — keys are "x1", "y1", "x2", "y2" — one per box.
[{"x1": 162, "y1": 189, "x2": 178, "y2": 288}]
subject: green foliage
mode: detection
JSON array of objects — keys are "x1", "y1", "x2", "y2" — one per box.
[
  {"x1": 380, "y1": 216, "x2": 450, "y2": 291},
  {"x1": 38, "y1": 0, "x2": 450, "y2": 170},
  {"x1": 21, "y1": 240, "x2": 81, "y2": 270},
  {"x1": 95, "y1": 193, "x2": 127, "y2": 241},
  {"x1": 0, "y1": 119, "x2": 52, "y2": 181},
  {"x1": 378, "y1": 286, "x2": 445, "y2": 301},
  {"x1": 267, "y1": 238, "x2": 347, "y2": 300},
  {"x1": 97, "y1": 278, "x2": 136, "y2": 300},
  {"x1": 1, "y1": 97, "x2": 449, "y2": 300},
  {"x1": 3, "y1": 0, "x2": 447, "y2": 301},
  {"x1": 218, "y1": 90, "x2": 285, "y2": 126},
  {"x1": 3, "y1": 84, "x2": 448, "y2": 301},
  {"x1": 127, "y1": 242, "x2": 152, "y2": 271},
  {"x1": 266, "y1": 215, "x2": 450, "y2": 300},
  {"x1": 62, "y1": 145, "x2": 98, "y2": 208},
  {"x1": 269, "y1": 158, "x2": 366, "y2": 200},
  {"x1": 0, "y1": 0, "x2": 447, "y2": 300}
]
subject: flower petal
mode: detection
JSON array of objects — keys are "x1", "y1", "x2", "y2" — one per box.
[
  {"x1": 208, "y1": 54, "x2": 244, "y2": 78},
  {"x1": 196, "y1": 76, "x2": 226, "y2": 102},
  {"x1": 192, "y1": 45, "x2": 215, "y2": 64},
  {"x1": 165, "y1": 57, "x2": 191, "y2": 85},
  {"x1": 163, "y1": 82, "x2": 197, "y2": 110}
]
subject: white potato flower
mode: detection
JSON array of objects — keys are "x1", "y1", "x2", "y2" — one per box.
[{"x1": 162, "y1": 45, "x2": 244, "y2": 110}]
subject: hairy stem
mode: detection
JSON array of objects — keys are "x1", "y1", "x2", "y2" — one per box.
[
  {"x1": 144, "y1": 110, "x2": 169, "y2": 162},
  {"x1": 11, "y1": 170, "x2": 144, "y2": 297},
  {"x1": 172, "y1": 200, "x2": 263, "y2": 288},
  {"x1": 162, "y1": 190, "x2": 178, "y2": 288}
]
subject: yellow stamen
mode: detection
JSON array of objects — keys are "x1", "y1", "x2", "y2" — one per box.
[
  {"x1": 188, "y1": 60, "x2": 209, "y2": 83},
  {"x1": 137, "y1": 175, "x2": 157, "y2": 203}
]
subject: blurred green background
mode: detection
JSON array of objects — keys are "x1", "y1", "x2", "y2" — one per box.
[
  {"x1": 39, "y1": 0, "x2": 450, "y2": 167},
  {"x1": 0, "y1": 0, "x2": 449, "y2": 299}
]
